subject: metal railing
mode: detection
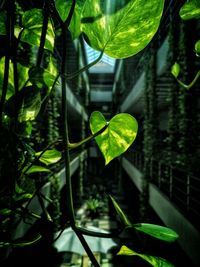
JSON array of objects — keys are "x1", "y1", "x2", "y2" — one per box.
[{"x1": 124, "y1": 151, "x2": 200, "y2": 230}]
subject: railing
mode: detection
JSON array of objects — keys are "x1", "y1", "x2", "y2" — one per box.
[{"x1": 124, "y1": 150, "x2": 200, "y2": 230}]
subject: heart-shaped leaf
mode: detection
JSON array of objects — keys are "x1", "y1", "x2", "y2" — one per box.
[
  {"x1": 21, "y1": 9, "x2": 55, "y2": 52},
  {"x1": 89, "y1": 111, "x2": 138, "y2": 165},
  {"x1": 81, "y1": 0, "x2": 164, "y2": 58},
  {"x1": 55, "y1": 0, "x2": 72, "y2": 22},
  {"x1": 35, "y1": 149, "x2": 62, "y2": 165},
  {"x1": 179, "y1": 0, "x2": 200, "y2": 20},
  {"x1": 133, "y1": 223, "x2": 179, "y2": 242},
  {"x1": 118, "y1": 245, "x2": 175, "y2": 267},
  {"x1": 171, "y1": 62, "x2": 180, "y2": 78}
]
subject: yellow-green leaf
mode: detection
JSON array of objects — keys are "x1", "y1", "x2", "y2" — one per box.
[
  {"x1": 180, "y1": 0, "x2": 200, "y2": 20},
  {"x1": 24, "y1": 165, "x2": 51, "y2": 174},
  {"x1": 81, "y1": 0, "x2": 164, "y2": 58},
  {"x1": 171, "y1": 62, "x2": 180, "y2": 78},
  {"x1": 21, "y1": 9, "x2": 55, "y2": 52},
  {"x1": 117, "y1": 245, "x2": 175, "y2": 267},
  {"x1": 35, "y1": 149, "x2": 62, "y2": 165},
  {"x1": 90, "y1": 111, "x2": 138, "y2": 165}
]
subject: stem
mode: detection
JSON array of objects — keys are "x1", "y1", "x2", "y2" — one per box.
[
  {"x1": 37, "y1": 0, "x2": 49, "y2": 67},
  {"x1": 74, "y1": 227, "x2": 101, "y2": 267},
  {"x1": 69, "y1": 123, "x2": 108, "y2": 149},
  {"x1": 176, "y1": 70, "x2": 200, "y2": 90},
  {"x1": 65, "y1": 51, "x2": 103, "y2": 80},
  {"x1": 21, "y1": 138, "x2": 61, "y2": 175},
  {"x1": 0, "y1": 1, "x2": 12, "y2": 125},
  {"x1": 76, "y1": 226, "x2": 121, "y2": 238},
  {"x1": 60, "y1": 9, "x2": 76, "y2": 227}
]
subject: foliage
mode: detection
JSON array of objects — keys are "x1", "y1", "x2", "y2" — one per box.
[
  {"x1": 171, "y1": 0, "x2": 200, "y2": 89},
  {"x1": 90, "y1": 111, "x2": 138, "y2": 165},
  {"x1": 118, "y1": 245, "x2": 174, "y2": 267},
  {"x1": 0, "y1": 1, "x2": 178, "y2": 267}
]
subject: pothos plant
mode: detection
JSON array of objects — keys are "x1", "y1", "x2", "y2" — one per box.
[
  {"x1": 0, "y1": 0, "x2": 179, "y2": 266},
  {"x1": 171, "y1": 0, "x2": 200, "y2": 89}
]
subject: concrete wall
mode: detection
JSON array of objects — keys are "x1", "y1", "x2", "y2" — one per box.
[{"x1": 122, "y1": 157, "x2": 200, "y2": 267}]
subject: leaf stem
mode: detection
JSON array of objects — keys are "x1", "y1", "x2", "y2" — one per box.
[
  {"x1": 73, "y1": 227, "x2": 101, "y2": 267},
  {"x1": 69, "y1": 123, "x2": 108, "y2": 149},
  {"x1": 176, "y1": 70, "x2": 200, "y2": 90},
  {"x1": 65, "y1": 51, "x2": 103, "y2": 80},
  {"x1": 0, "y1": 1, "x2": 12, "y2": 125},
  {"x1": 60, "y1": 2, "x2": 76, "y2": 227},
  {"x1": 37, "y1": 0, "x2": 49, "y2": 67}
]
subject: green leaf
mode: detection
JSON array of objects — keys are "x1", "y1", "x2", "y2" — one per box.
[
  {"x1": 35, "y1": 149, "x2": 62, "y2": 165},
  {"x1": 171, "y1": 62, "x2": 180, "y2": 78},
  {"x1": 5, "y1": 86, "x2": 41, "y2": 122},
  {"x1": 21, "y1": 9, "x2": 55, "y2": 52},
  {"x1": 81, "y1": 0, "x2": 164, "y2": 58},
  {"x1": 14, "y1": 183, "x2": 33, "y2": 201},
  {"x1": 109, "y1": 195, "x2": 131, "y2": 227},
  {"x1": 90, "y1": 111, "x2": 138, "y2": 165},
  {"x1": 0, "y1": 58, "x2": 30, "y2": 100},
  {"x1": 0, "y1": 57, "x2": 14, "y2": 100},
  {"x1": 117, "y1": 245, "x2": 175, "y2": 267},
  {"x1": 29, "y1": 56, "x2": 58, "y2": 90},
  {"x1": 69, "y1": 0, "x2": 86, "y2": 39},
  {"x1": 179, "y1": 0, "x2": 200, "y2": 20},
  {"x1": 195, "y1": 40, "x2": 200, "y2": 56},
  {"x1": 133, "y1": 223, "x2": 179, "y2": 242},
  {"x1": 55, "y1": 0, "x2": 72, "y2": 22},
  {"x1": 24, "y1": 165, "x2": 51, "y2": 174},
  {"x1": 0, "y1": 208, "x2": 12, "y2": 216},
  {"x1": 0, "y1": 11, "x2": 6, "y2": 35}
]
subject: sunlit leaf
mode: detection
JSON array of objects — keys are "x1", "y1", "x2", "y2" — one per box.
[
  {"x1": 14, "y1": 183, "x2": 33, "y2": 201},
  {"x1": 81, "y1": 0, "x2": 164, "y2": 58},
  {"x1": 21, "y1": 9, "x2": 55, "y2": 51},
  {"x1": 55, "y1": 0, "x2": 72, "y2": 22},
  {"x1": 0, "y1": 11, "x2": 6, "y2": 35},
  {"x1": 0, "y1": 57, "x2": 14, "y2": 100},
  {"x1": 90, "y1": 111, "x2": 138, "y2": 165},
  {"x1": 69, "y1": 0, "x2": 86, "y2": 39},
  {"x1": 29, "y1": 56, "x2": 58, "y2": 90},
  {"x1": 35, "y1": 149, "x2": 62, "y2": 165},
  {"x1": 171, "y1": 62, "x2": 180, "y2": 78},
  {"x1": 109, "y1": 195, "x2": 131, "y2": 227},
  {"x1": 179, "y1": 0, "x2": 200, "y2": 20},
  {"x1": 133, "y1": 223, "x2": 179, "y2": 242},
  {"x1": 5, "y1": 86, "x2": 41, "y2": 122},
  {"x1": 24, "y1": 165, "x2": 51, "y2": 174},
  {"x1": 0, "y1": 58, "x2": 29, "y2": 100},
  {"x1": 195, "y1": 40, "x2": 200, "y2": 56},
  {"x1": 117, "y1": 245, "x2": 175, "y2": 267}
]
